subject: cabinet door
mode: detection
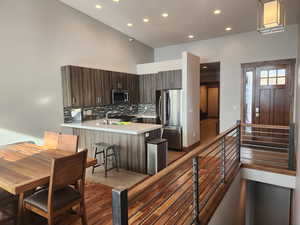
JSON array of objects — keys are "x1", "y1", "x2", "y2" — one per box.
[
  {"x1": 94, "y1": 69, "x2": 105, "y2": 106},
  {"x1": 61, "y1": 66, "x2": 72, "y2": 107},
  {"x1": 70, "y1": 66, "x2": 83, "y2": 107},
  {"x1": 127, "y1": 74, "x2": 139, "y2": 104},
  {"x1": 102, "y1": 70, "x2": 112, "y2": 105},
  {"x1": 111, "y1": 72, "x2": 126, "y2": 90},
  {"x1": 139, "y1": 75, "x2": 145, "y2": 103},
  {"x1": 156, "y1": 72, "x2": 164, "y2": 90},
  {"x1": 173, "y1": 70, "x2": 182, "y2": 89},
  {"x1": 82, "y1": 68, "x2": 95, "y2": 107},
  {"x1": 159, "y1": 70, "x2": 182, "y2": 90}
]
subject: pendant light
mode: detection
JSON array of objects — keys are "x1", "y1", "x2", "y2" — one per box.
[{"x1": 257, "y1": 0, "x2": 286, "y2": 34}]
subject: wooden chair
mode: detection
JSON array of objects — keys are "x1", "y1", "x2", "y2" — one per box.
[
  {"x1": 57, "y1": 134, "x2": 79, "y2": 153},
  {"x1": 23, "y1": 150, "x2": 88, "y2": 225},
  {"x1": 43, "y1": 131, "x2": 60, "y2": 149}
]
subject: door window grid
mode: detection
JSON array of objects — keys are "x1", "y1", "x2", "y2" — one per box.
[{"x1": 260, "y1": 69, "x2": 286, "y2": 86}]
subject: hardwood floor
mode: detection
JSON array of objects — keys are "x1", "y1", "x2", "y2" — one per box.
[{"x1": 241, "y1": 147, "x2": 289, "y2": 169}]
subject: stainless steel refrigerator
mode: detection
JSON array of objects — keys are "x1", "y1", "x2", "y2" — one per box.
[{"x1": 156, "y1": 89, "x2": 182, "y2": 150}]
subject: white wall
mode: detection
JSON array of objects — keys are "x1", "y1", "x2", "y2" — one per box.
[
  {"x1": 136, "y1": 59, "x2": 182, "y2": 74},
  {"x1": 208, "y1": 172, "x2": 242, "y2": 225},
  {"x1": 155, "y1": 25, "x2": 299, "y2": 131},
  {"x1": 182, "y1": 52, "x2": 200, "y2": 147},
  {"x1": 0, "y1": 0, "x2": 153, "y2": 145},
  {"x1": 293, "y1": 23, "x2": 300, "y2": 225}
]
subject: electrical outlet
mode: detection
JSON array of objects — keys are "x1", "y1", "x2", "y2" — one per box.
[{"x1": 145, "y1": 132, "x2": 150, "y2": 138}]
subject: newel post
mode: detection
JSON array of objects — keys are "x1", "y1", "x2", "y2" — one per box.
[
  {"x1": 192, "y1": 156, "x2": 201, "y2": 225},
  {"x1": 112, "y1": 189, "x2": 128, "y2": 225},
  {"x1": 288, "y1": 123, "x2": 295, "y2": 170}
]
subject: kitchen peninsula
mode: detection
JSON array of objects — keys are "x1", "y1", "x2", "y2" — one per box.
[{"x1": 62, "y1": 120, "x2": 162, "y2": 174}]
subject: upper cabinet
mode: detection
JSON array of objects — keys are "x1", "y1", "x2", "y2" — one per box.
[
  {"x1": 158, "y1": 70, "x2": 182, "y2": 90},
  {"x1": 61, "y1": 65, "x2": 139, "y2": 108},
  {"x1": 139, "y1": 70, "x2": 182, "y2": 104},
  {"x1": 94, "y1": 69, "x2": 112, "y2": 106},
  {"x1": 127, "y1": 74, "x2": 140, "y2": 104}
]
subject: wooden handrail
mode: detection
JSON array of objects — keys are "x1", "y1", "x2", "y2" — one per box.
[
  {"x1": 128, "y1": 124, "x2": 239, "y2": 201},
  {"x1": 241, "y1": 123, "x2": 289, "y2": 130}
]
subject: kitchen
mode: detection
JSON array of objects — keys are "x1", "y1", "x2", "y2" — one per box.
[{"x1": 60, "y1": 64, "x2": 188, "y2": 175}]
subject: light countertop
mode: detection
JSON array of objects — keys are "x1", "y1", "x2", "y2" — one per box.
[
  {"x1": 61, "y1": 120, "x2": 162, "y2": 135},
  {"x1": 132, "y1": 114, "x2": 157, "y2": 119}
]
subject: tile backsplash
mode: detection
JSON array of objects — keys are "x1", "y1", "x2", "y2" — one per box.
[{"x1": 63, "y1": 104, "x2": 156, "y2": 123}]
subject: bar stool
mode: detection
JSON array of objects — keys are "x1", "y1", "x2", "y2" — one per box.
[{"x1": 92, "y1": 142, "x2": 119, "y2": 177}]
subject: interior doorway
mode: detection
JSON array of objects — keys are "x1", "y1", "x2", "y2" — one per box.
[
  {"x1": 241, "y1": 59, "x2": 295, "y2": 126},
  {"x1": 200, "y1": 62, "x2": 220, "y2": 143}
]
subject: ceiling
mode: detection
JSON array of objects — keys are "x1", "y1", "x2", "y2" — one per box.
[{"x1": 59, "y1": 0, "x2": 300, "y2": 48}]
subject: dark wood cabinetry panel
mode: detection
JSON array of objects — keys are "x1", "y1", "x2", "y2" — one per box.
[
  {"x1": 111, "y1": 72, "x2": 128, "y2": 90},
  {"x1": 69, "y1": 66, "x2": 83, "y2": 107},
  {"x1": 158, "y1": 70, "x2": 182, "y2": 90},
  {"x1": 94, "y1": 69, "x2": 104, "y2": 106},
  {"x1": 102, "y1": 70, "x2": 112, "y2": 105},
  {"x1": 139, "y1": 70, "x2": 182, "y2": 104},
  {"x1": 82, "y1": 67, "x2": 96, "y2": 106},
  {"x1": 127, "y1": 74, "x2": 140, "y2": 104},
  {"x1": 61, "y1": 66, "x2": 182, "y2": 108}
]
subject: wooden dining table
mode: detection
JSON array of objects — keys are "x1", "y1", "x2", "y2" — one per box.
[{"x1": 0, "y1": 142, "x2": 97, "y2": 224}]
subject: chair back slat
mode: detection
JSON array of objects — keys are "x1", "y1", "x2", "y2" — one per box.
[
  {"x1": 43, "y1": 131, "x2": 60, "y2": 149},
  {"x1": 57, "y1": 134, "x2": 79, "y2": 153}
]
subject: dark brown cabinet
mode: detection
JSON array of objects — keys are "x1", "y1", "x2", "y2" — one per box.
[
  {"x1": 139, "y1": 74, "x2": 156, "y2": 104},
  {"x1": 139, "y1": 70, "x2": 182, "y2": 104},
  {"x1": 61, "y1": 65, "x2": 139, "y2": 108},
  {"x1": 69, "y1": 66, "x2": 83, "y2": 107},
  {"x1": 158, "y1": 70, "x2": 182, "y2": 90},
  {"x1": 127, "y1": 74, "x2": 140, "y2": 104}
]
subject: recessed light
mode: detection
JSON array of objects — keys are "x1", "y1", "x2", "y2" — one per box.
[
  {"x1": 188, "y1": 35, "x2": 195, "y2": 39},
  {"x1": 214, "y1": 9, "x2": 221, "y2": 14},
  {"x1": 112, "y1": 0, "x2": 120, "y2": 2},
  {"x1": 162, "y1": 13, "x2": 169, "y2": 18},
  {"x1": 143, "y1": 18, "x2": 150, "y2": 23},
  {"x1": 95, "y1": 4, "x2": 102, "y2": 9},
  {"x1": 225, "y1": 27, "x2": 232, "y2": 31},
  {"x1": 127, "y1": 23, "x2": 133, "y2": 27}
]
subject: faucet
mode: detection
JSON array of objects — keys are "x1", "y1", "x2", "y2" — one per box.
[{"x1": 105, "y1": 111, "x2": 118, "y2": 124}]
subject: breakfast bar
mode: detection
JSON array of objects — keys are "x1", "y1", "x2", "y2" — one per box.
[{"x1": 62, "y1": 120, "x2": 162, "y2": 174}]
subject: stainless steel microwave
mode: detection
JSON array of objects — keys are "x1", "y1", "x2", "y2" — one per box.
[{"x1": 112, "y1": 90, "x2": 129, "y2": 104}]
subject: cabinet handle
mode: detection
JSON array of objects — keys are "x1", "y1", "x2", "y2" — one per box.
[{"x1": 72, "y1": 97, "x2": 76, "y2": 104}]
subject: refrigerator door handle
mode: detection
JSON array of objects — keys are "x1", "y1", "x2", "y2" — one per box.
[
  {"x1": 167, "y1": 95, "x2": 171, "y2": 123},
  {"x1": 159, "y1": 95, "x2": 163, "y2": 123}
]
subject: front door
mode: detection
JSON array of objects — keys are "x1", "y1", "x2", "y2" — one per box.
[{"x1": 242, "y1": 59, "x2": 295, "y2": 126}]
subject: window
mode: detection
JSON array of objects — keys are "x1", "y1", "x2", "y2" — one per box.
[{"x1": 259, "y1": 69, "x2": 286, "y2": 86}]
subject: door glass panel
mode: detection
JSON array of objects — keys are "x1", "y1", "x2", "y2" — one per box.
[
  {"x1": 277, "y1": 77, "x2": 286, "y2": 85},
  {"x1": 260, "y1": 70, "x2": 268, "y2": 78},
  {"x1": 269, "y1": 78, "x2": 277, "y2": 85},
  {"x1": 269, "y1": 69, "x2": 277, "y2": 78},
  {"x1": 277, "y1": 69, "x2": 286, "y2": 77},
  {"x1": 245, "y1": 71, "x2": 253, "y2": 129},
  {"x1": 260, "y1": 78, "x2": 268, "y2": 86}
]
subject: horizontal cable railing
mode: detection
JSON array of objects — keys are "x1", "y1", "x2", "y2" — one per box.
[
  {"x1": 240, "y1": 123, "x2": 295, "y2": 170},
  {"x1": 112, "y1": 121, "x2": 241, "y2": 225}
]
